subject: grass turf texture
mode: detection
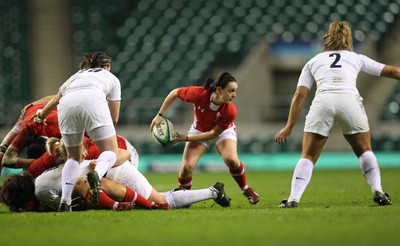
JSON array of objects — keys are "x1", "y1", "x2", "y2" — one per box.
[{"x1": 1, "y1": 169, "x2": 399, "y2": 246}]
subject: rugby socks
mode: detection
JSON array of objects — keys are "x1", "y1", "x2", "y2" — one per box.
[
  {"x1": 60, "y1": 159, "x2": 80, "y2": 205},
  {"x1": 92, "y1": 191, "x2": 115, "y2": 209},
  {"x1": 229, "y1": 162, "x2": 247, "y2": 191},
  {"x1": 85, "y1": 190, "x2": 127, "y2": 210},
  {"x1": 122, "y1": 186, "x2": 153, "y2": 208},
  {"x1": 161, "y1": 188, "x2": 214, "y2": 208},
  {"x1": 288, "y1": 158, "x2": 314, "y2": 202},
  {"x1": 95, "y1": 151, "x2": 116, "y2": 178},
  {"x1": 178, "y1": 177, "x2": 192, "y2": 190},
  {"x1": 359, "y1": 151, "x2": 383, "y2": 193}
]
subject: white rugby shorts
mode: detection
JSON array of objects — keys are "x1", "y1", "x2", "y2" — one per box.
[
  {"x1": 304, "y1": 93, "x2": 369, "y2": 136},
  {"x1": 188, "y1": 124, "x2": 237, "y2": 149},
  {"x1": 58, "y1": 91, "x2": 114, "y2": 135},
  {"x1": 105, "y1": 161, "x2": 152, "y2": 199}
]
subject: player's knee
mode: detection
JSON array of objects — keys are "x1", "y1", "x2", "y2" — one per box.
[
  {"x1": 223, "y1": 156, "x2": 238, "y2": 168},
  {"x1": 180, "y1": 164, "x2": 195, "y2": 175}
]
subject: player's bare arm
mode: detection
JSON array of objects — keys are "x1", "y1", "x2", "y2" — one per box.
[
  {"x1": 276, "y1": 86, "x2": 309, "y2": 144},
  {"x1": 33, "y1": 92, "x2": 61, "y2": 123},
  {"x1": 150, "y1": 88, "x2": 179, "y2": 131},
  {"x1": 380, "y1": 65, "x2": 400, "y2": 80}
]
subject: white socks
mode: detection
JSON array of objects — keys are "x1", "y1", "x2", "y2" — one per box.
[
  {"x1": 95, "y1": 151, "x2": 116, "y2": 179},
  {"x1": 286, "y1": 152, "x2": 383, "y2": 203},
  {"x1": 161, "y1": 188, "x2": 216, "y2": 208},
  {"x1": 288, "y1": 158, "x2": 314, "y2": 202},
  {"x1": 359, "y1": 151, "x2": 383, "y2": 193},
  {"x1": 60, "y1": 159, "x2": 80, "y2": 205}
]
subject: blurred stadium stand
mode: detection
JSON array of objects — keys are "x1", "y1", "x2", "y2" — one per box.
[
  {"x1": 1, "y1": 0, "x2": 400, "y2": 154},
  {"x1": 0, "y1": 0, "x2": 31, "y2": 126}
]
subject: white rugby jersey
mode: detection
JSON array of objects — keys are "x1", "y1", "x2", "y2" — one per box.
[
  {"x1": 59, "y1": 68, "x2": 121, "y2": 101},
  {"x1": 297, "y1": 50, "x2": 385, "y2": 95}
]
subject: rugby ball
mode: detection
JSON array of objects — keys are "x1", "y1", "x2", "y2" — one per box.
[{"x1": 152, "y1": 117, "x2": 176, "y2": 146}]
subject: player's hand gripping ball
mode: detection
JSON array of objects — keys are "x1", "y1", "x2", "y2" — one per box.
[{"x1": 152, "y1": 117, "x2": 176, "y2": 146}]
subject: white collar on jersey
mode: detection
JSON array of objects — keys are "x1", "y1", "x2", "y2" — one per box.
[{"x1": 209, "y1": 92, "x2": 220, "y2": 111}]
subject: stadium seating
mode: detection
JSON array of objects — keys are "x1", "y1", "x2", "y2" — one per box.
[
  {"x1": 1, "y1": 0, "x2": 399, "y2": 153},
  {"x1": 381, "y1": 85, "x2": 400, "y2": 121},
  {"x1": 68, "y1": 0, "x2": 399, "y2": 127},
  {"x1": 0, "y1": 0, "x2": 31, "y2": 126}
]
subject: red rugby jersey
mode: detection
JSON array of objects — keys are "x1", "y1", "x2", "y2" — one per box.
[
  {"x1": 12, "y1": 109, "x2": 60, "y2": 152},
  {"x1": 177, "y1": 86, "x2": 236, "y2": 132}
]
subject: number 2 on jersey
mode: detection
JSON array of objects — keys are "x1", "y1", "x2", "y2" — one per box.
[{"x1": 329, "y1": 53, "x2": 342, "y2": 68}]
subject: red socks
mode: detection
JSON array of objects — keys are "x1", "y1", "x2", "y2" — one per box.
[
  {"x1": 85, "y1": 191, "x2": 116, "y2": 209},
  {"x1": 122, "y1": 186, "x2": 152, "y2": 208},
  {"x1": 229, "y1": 162, "x2": 247, "y2": 189},
  {"x1": 178, "y1": 177, "x2": 192, "y2": 190}
]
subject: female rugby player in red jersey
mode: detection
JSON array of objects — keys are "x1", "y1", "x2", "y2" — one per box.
[
  {"x1": 1, "y1": 105, "x2": 60, "y2": 169},
  {"x1": 151, "y1": 72, "x2": 259, "y2": 205}
]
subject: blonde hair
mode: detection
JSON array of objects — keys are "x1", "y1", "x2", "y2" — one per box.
[
  {"x1": 323, "y1": 21, "x2": 353, "y2": 51},
  {"x1": 46, "y1": 137, "x2": 67, "y2": 164}
]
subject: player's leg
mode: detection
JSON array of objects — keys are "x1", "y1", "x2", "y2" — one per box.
[
  {"x1": 86, "y1": 126, "x2": 118, "y2": 205},
  {"x1": 74, "y1": 177, "x2": 132, "y2": 210},
  {"x1": 59, "y1": 133, "x2": 85, "y2": 211},
  {"x1": 161, "y1": 182, "x2": 230, "y2": 208},
  {"x1": 90, "y1": 126, "x2": 119, "y2": 179},
  {"x1": 344, "y1": 131, "x2": 392, "y2": 205},
  {"x1": 178, "y1": 141, "x2": 207, "y2": 189},
  {"x1": 281, "y1": 132, "x2": 327, "y2": 208},
  {"x1": 104, "y1": 163, "x2": 168, "y2": 209},
  {"x1": 216, "y1": 137, "x2": 259, "y2": 204}
]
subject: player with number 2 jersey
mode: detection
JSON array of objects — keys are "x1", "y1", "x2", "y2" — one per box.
[{"x1": 275, "y1": 21, "x2": 400, "y2": 208}]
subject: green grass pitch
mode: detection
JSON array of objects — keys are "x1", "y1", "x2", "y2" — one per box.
[{"x1": 1, "y1": 168, "x2": 399, "y2": 246}]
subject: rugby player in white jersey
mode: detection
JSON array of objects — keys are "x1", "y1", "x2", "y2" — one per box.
[
  {"x1": 275, "y1": 21, "x2": 400, "y2": 208},
  {"x1": 34, "y1": 52, "x2": 122, "y2": 211}
]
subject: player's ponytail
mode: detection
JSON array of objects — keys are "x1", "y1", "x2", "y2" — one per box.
[
  {"x1": 203, "y1": 72, "x2": 236, "y2": 91},
  {"x1": 79, "y1": 52, "x2": 112, "y2": 70},
  {"x1": 46, "y1": 137, "x2": 67, "y2": 164},
  {"x1": 203, "y1": 78, "x2": 216, "y2": 91},
  {"x1": 323, "y1": 21, "x2": 353, "y2": 51}
]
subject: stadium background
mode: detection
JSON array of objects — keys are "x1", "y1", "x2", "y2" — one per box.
[{"x1": 1, "y1": 0, "x2": 400, "y2": 173}]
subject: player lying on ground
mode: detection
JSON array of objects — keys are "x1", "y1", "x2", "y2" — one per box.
[
  {"x1": 0, "y1": 172, "x2": 167, "y2": 212},
  {"x1": 0, "y1": 160, "x2": 230, "y2": 211},
  {"x1": 0, "y1": 138, "x2": 231, "y2": 211}
]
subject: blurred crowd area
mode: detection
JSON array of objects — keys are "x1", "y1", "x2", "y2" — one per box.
[{"x1": 1, "y1": 0, "x2": 400, "y2": 154}]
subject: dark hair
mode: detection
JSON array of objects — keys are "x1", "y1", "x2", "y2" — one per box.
[
  {"x1": 203, "y1": 72, "x2": 236, "y2": 92},
  {"x1": 26, "y1": 136, "x2": 47, "y2": 159},
  {"x1": 79, "y1": 52, "x2": 112, "y2": 70},
  {"x1": 0, "y1": 175, "x2": 38, "y2": 212}
]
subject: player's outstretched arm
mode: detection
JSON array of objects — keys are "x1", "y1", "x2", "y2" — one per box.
[
  {"x1": 380, "y1": 65, "x2": 400, "y2": 80},
  {"x1": 150, "y1": 88, "x2": 179, "y2": 131}
]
